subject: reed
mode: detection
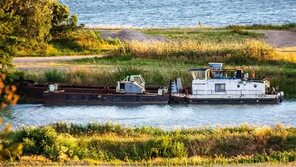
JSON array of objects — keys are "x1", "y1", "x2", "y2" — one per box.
[
  {"x1": 121, "y1": 39, "x2": 279, "y2": 65},
  {"x1": 24, "y1": 66, "x2": 192, "y2": 86}
]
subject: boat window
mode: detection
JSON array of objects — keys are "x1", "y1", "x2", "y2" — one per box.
[
  {"x1": 191, "y1": 71, "x2": 197, "y2": 79},
  {"x1": 191, "y1": 70, "x2": 206, "y2": 80},
  {"x1": 120, "y1": 83, "x2": 125, "y2": 89},
  {"x1": 215, "y1": 84, "x2": 226, "y2": 92}
]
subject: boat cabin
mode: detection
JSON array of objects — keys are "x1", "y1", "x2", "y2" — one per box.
[{"x1": 190, "y1": 63, "x2": 268, "y2": 97}]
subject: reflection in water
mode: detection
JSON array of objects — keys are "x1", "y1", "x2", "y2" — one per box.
[{"x1": 1, "y1": 101, "x2": 296, "y2": 129}]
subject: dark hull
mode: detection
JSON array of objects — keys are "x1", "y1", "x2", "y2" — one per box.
[
  {"x1": 20, "y1": 82, "x2": 283, "y2": 105},
  {"x1": 44, "y1": 92, "x2": 170, "y2": 105}
]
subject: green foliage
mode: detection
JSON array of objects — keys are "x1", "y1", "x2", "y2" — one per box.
[
  {"x1": 226, "y1": 23, "x2": 296, "y2": 30},
  {"x1": 10, "y1": 0, "x2": 53, "y2": 42},
  {"x1": 144, "y1": 28, "x2": 262, "y2": 43},
  {"x1": 50, "y1": 1, "x2": 79, "y2": 36},
  {"x1": 4, "y1": 123, "x2": 296, "y2": 165},
  {"x1": 0, "y1": 0, "x2": 20, "y2": 71},
  {"x1": 0, "y1": 0, "x2": 82, "y2": 58},
  {"x1": 44, "y1": 70, "x2": 65, "y2": 83}
]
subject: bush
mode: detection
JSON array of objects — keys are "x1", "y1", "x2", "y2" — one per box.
[
  {"x1": 5, "y1": 123, "x2": 296, "y2": 164},
  {"x1": 44, "y1": 69, "x2": 64, "y2": 83}
]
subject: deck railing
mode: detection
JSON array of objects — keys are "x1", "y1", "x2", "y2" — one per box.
[{"x1": 193, "y1": 90, "x2": 264, "y2": 95}]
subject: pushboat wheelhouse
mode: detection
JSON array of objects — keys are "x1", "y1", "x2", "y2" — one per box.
[{"x1": 185, "y1": 63, "x2": 284, "y2": 104}]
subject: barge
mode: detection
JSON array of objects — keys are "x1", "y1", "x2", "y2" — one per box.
[{"x1": 21, "y1": 63, "x2": 284, "y2": 105}]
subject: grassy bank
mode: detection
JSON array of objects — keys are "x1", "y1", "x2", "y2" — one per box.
[
  {"x1": 15, "y1": 30, "x2": 120, "y2": 57},
  {"x1": 14, "y1": 23, "x2": 296, "y2": 57},
  {"x1": 3, "y1": 123, "x2": 296, "y2": 165},
  {"x1": 225, "y1": 23, "x2": 296, "y2": 30}
]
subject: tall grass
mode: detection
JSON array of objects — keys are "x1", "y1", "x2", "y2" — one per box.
[
  {"x1": 4, "y1": 123, "x2": 296, "y2": 165},
  {"x1": 24, "y1": 66, "x2": 192, "y2": 86},
  {"x1": 121, "y1": 39, "x2": 278, "y2": 65}
]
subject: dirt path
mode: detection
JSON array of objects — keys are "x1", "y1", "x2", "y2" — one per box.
[
  {"x1": 13, "y1": 55, "x2": 103, "y2": 64},
  {"x1": 259, "y1": 30, "x2": 296, "y2": 49}
]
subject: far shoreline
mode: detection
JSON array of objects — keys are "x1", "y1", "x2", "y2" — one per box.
[{"x1": 84, "y1": 23, "x2": 296, "y2": 30}]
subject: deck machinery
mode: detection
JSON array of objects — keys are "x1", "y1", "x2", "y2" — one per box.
[{"x1": 116, "y1": 75, "x2": 146, "y2": 94}]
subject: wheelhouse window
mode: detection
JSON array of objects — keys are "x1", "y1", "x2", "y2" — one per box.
[
  {"x1": 191, "y1": 70, "x2": 208, "y2": 80},
  {"x1": 215, "y1": 83, "x2": 226, "y2": 92}
]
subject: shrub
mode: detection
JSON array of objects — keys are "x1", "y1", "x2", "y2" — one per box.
[
  {"x1": 44, "y1": 69, "x2": 64, "y2": 83},
  {"x1": 5, "y1": 123, "x2": 296, "y2": 164}
]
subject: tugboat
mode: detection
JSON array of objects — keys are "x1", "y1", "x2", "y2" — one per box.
[{"x1": 171, "y1": 63, "x2": 284, "y2": 104}]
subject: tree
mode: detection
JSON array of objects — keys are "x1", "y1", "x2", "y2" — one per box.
[
  {"x1": 0, "y1": 0, "x2": 79, "y2": 70},
  {"x1": 50, "y1": 1, "x2": 79, "y2": 36},
  {"x1": 0, "y1": 0, "x2": 20, "y2": 71},
  {"x1": 1, "y1": 0, "x2": 78, "y2": 45},
  {"x1": 8, "y1": 0, "x2": 54, "y2": 42}
]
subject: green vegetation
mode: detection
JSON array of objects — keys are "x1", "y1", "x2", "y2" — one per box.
[
  {"x1": 137, "y1": 27, "x2": 292, "y2": 66},
  {"x1": 1, "y1": 0, "x2": 296, "y2": 165},
  {"x1": 0, "y1": 0, "x2": 119, "y2": 59},
  {"x1": 143, "y1": 28, "x2": 263, "y2": 42},
  {"x1": 121, "y1": 40, "x2": 279, "y2": 65},
  {"x1": 2, "y1": 123, "x2": 296, "y2": 165},
  {"x1": 17, "y1": 29, "x2": 120, "y2": 57},
  {"x1": 25, "y1": 66, "x2": 191, "y2": 86},
  {"x1": 226, "y1": 23, "x2": 296, "y2": 30},
  {"x1": 23, "y1": 26, "x2": 296, "y2": 97}
]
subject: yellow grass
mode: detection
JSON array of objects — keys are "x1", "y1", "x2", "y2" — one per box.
[{"x1": 123, "y1": 39, "x2": 280, "y2": 64}]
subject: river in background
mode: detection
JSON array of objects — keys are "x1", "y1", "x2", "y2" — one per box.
[
  {"x1": 60, "y1": 0, "x2": 296, "y2": 27},
  {"x1": 1, "y1": 101, "x2": 296, "y2": 130}
]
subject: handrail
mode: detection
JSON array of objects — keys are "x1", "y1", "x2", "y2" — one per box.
[{"x1": 193, "y1": 89, "x2": 264, "y2": 95}]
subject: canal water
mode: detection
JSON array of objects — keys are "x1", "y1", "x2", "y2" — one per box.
[
  {"x1": 1, "y1": 101, "x2": 296, "y2": 130},
  {"x1": 60, "y1": 0, "x2": 296, "y2": 27}
]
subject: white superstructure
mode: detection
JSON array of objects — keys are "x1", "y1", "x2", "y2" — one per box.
[{"x1": 187, "y1": 63, "x2": 283, "y2": 103}]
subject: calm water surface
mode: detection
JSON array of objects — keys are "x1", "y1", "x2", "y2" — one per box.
[
  {"x1": 1, "y1": 101, "x2": 296, "y2": 129},
  {"x1": 60, "y1": 0, "x2": 296, "y2": 27}
]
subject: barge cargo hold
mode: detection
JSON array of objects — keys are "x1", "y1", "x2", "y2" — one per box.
[
  {"x1": 20, "y1": 63, "x2": 284, "y2": 105},
  {"x1": 44, "y1": 93, "x2": 170, "y2": 105}
]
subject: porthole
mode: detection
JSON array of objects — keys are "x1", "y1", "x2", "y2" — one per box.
[
  {"x1": 254, "y1": 84, "x2": 257, "y2": 88},
  {"x1": 237, "y1": 85, "x2": 240, "y2": 88}
]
